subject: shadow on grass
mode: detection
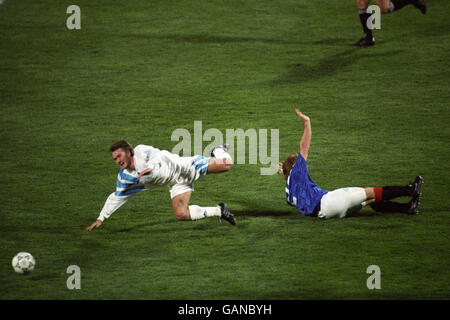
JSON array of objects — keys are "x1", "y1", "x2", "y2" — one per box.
[
  {"x1": 109, "y1": 209, "x2": 297, "y2": 232},
  {"x1": 233, "y1": 209, "x2": 295, "y2": 217},
  {"x1": 273, "y1": 48, "x2": 406, "y2": 85},
  {"x1": 113, "y1": 224, "x2": 152, "y2": 233},
  {"x1": 105, "y1": 207, "x2": 412, "y2": 232},
  {"x1": 111, "y1": 219, "x2": 178, "y2": 233},
  {"x1": 341, "y1": 207, "x2": 413, "y2": 219},
  {"x1": 127, "y1": 33, "x2": 302, "y2": 45},
  {"x1": 311, "y1": 38, "x2": 352, "y2": 46},
  {"x1": 311, "y1": 37, "x2": 397, "y2": 46}
]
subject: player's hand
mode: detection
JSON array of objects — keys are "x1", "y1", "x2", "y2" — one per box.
[
  {"x1": 85, "y1": 220, "x2": 102, "y2": 231},
  {"x1": 138, "y1": 168, "x2": 152, "y2": 181},
  {"x1": 295, "y1": 109, "x2": 310, "y2": 122},
  {"x1": 278, "y1": 162, "x2": 283, "y2": 175}
]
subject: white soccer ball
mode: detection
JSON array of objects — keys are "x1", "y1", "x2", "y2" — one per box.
[{"x1": 12, "y1": 252, "x2": 36, "y2": 274}]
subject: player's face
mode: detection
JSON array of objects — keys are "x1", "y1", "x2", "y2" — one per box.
[{"x1": 112, "y1": 148, "x2": 132, "y2": 169}]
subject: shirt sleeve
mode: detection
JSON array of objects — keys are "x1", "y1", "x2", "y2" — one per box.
[
  {"x1": 134, "y1": 144, "x2": 160, "y2": 173},
  {"x1": 97, "y1": 170, "x2": 146, "y2": 221},
  {"x1": 97, "y1": 192, "x2": 131, "y2": 221}
]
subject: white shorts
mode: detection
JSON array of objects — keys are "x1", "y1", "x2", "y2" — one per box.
[
  {"x1": 318, "y1": 187, "x2": 367, "y2": 219},
  {"x1": 169, "y1": 155, "x2": 210, "y2": 199}
]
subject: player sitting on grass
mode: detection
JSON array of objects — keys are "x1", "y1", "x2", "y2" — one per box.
[
  {"x1": 86, "y1": 141, "x2": 235, "y2": 231},
  {"x1": 279, "y1": 109, "x2": 423, "y2": 219},
  {"x1": 354, "y1": 0, "x2": 427, "y2": 47}
]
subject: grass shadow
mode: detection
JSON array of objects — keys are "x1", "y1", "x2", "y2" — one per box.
[
  {"x1": 311, "y1": 37, "x2": 398, "y2": 47},
  {"x1": 111, "y1": 220, "x2": 176, "y2": 233},
  {"x1": 272, "y1": 48, "x2": 405, "y2": 85},
  {"x1": 233, "y1": 209, "x2": 295, "y2": 217},
  {"x1": 310, "y1": 38, "x2": 351, "y2": 46},
  {"x1": 127, "y1": 33, "x2": 302, "y2": 45}
]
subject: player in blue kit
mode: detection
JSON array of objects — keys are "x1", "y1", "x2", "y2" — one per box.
[{"x1": 280, "y1": 109, "x2": 423, "y2": 218}]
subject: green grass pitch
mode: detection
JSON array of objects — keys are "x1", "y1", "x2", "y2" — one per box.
[{"x1": 0, "y1": 0, "x2": 449, "y2": 300}]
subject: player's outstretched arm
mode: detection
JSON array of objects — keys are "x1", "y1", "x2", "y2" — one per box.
[
  {"x1": 86, "y1": 219, "x2": 102, "y2": 231},
  {"x1": 295, "y1": 109, "x2": 311, "y2": 161},
  {"x1": 85, "y1": 191, "x2": 134, "y2": 231}
]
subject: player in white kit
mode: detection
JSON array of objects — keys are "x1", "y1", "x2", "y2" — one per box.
[{"x1": 86, "y1": 140, "x2": 235, "y2": 231}]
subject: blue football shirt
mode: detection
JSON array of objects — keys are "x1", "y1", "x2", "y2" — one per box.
[{"x1": 285, "y1": 153, "x2": 328, "y2": 215}]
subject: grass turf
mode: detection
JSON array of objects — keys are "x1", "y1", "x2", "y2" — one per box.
[{"x1": 0, "y1": 0, "x2": 449, "y2": 299}]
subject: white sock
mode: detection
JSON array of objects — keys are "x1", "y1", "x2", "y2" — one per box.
[
  {"x1": 188, "y1": 205, "x2": 221, "y2": 220},
  {"x1": 212, "y1": 148, "x2": 232, "y2": 160},
  {"x1": 389, "y1": 2, "x2": 395, "y2": 12}
]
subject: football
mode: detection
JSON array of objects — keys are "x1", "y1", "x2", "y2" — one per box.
[{"x1": 12, "y1": 252, "x2": 36, "y2": 274}]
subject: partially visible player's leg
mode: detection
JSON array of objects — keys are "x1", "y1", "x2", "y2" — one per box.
[
  {"x1": 170, "y1": 186, "x2": 235, "y2": 225},
  {"x1": 357, "y1": 0, "x2": 371, "y2": 10},
  {"x1": 358, "y1": 176, "x2": 423, "y2": 215},
  {"x1": 371, "y1": 176, "x2": 423, "y2": 202},
  {"x1": 370, "y1": 201, "x2": 411, "y2": 213},
  {"x1": 187, "y1": 145, "x2": 232, "y2": 175},
  {"x1": 207, "y1": 157, "x2": 232, "y2": 173},
  {"x1": 318, "y1": 177, "x2": 423, "y2": 218},
  {"x1": 171, "y1": 190, "x2": 221, "y2": 221},
  {"x1": 354, "y1": 0, "x2": 426, "y2": 46},
  {"x1": 354, "y1": 0, "x2": 375, "y2": 47},
  {"x1": 387, "y1": 0, "x2": 427, "y2": 13},
  {"x1": 318, "y1": 187, "x2": 367, "y2": 219},
  {"x1": 208, "y1": 144, "x2": 233, "y2": 173},
  {"x1": 171, "y1": 190, "x2": 194, "y2": 221},
  {"x1": 377, "y1": 0, "x2": 393, "y2": 13},
  {"x1": 172, "y1": 145, "x2": 235, "y2": 225},
  {"x1": 367, "y1": 176, "x2": 423, "y2": 215}
]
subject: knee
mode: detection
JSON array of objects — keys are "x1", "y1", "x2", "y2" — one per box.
[
  {"x1": 364, "y1": 187, "x2": 375, "y2": 200},
  {"x1": 209, "y1": 158, "x2": 232, "y2": 173},
  {"x1": 174, "y1": 207, "x2": 190, "y2": 221},
  {"x1": 379, "y1": 5, "x2": 390, "y2": 13},
  {"x1": 222, "y1": 162, "x2": 232, "y2": 171},
  {"x1": 377, "y1": 0, "x2": 390, "y2": 13},
  {"x1": 357, "y1": 0, "x2": 370, "y2": 9}
]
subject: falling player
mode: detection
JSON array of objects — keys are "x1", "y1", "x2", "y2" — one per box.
[
  {"x1": 279, "y1": 109, "x2": 423, "y2": 218},
  {"x1": 86, "y1": 141, "x2": 235, "y2": 231},
  {"x1": 354, "y1": 0, "x2": 427, "y2": 46}
]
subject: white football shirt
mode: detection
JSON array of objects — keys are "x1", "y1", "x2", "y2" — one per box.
[{"x1": 97, "y1": 144, "x2": 202, "y2": 221}]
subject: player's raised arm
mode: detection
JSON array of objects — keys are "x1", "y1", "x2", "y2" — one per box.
[{"x1": 295, "y1": 109, "x2": 311, "y2": 161}]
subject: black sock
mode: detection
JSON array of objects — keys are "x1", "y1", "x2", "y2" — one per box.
[
  {"x1": 391, "y1": 0, "x2": 415, "y2": 11},
  {"x1": 358, "y1": 8, "x2": 373, "y2": 38},
  {"x1": 381, "y1": 186, "x2": 413, "y2": 201},
  {"x1": 370, "y1": 201, "x2": 410, "y2": 213}
]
